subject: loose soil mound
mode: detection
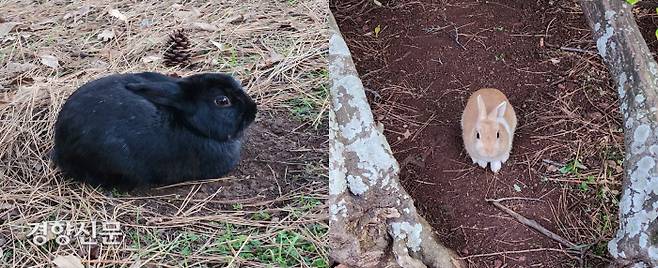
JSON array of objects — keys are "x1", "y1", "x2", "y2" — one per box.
[{"x1": 332, "y1": 0, "x2": 657, "y2": 267}]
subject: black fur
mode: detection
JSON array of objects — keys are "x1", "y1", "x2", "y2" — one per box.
[{"x1": 52, "y1": 72, "x2": 257, "y2": 189}]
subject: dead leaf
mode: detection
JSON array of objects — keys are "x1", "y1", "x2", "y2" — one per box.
[
  {"x1": 0, "y1": 22, "x2": 19, "y2": 39},
  {"x1": 374, "y1": 24, "x2": 381, "y2": 38},
  {"x1": 402, "y1": 129, "x2": 412, "y2": 139},
  {"x1": 53, "y1": 254, "x2": 84, "y2": 268},
  {"x1": 97, "y1": 29, "x2": 114, "y2": 41},
  {"x1": 226, "y1": 15, "x2": 245, "y2": 23},
  {"x1": 209, "y1": 40, "x2": 223, "y2": 50},
  {"x1": 193, "y1": 22, "x2": 218, "y2": 31},
  {"x1": 39, "y1": 54, "x2": 59, "y2": 68},
  {"x1": 141, "y1": 55, "x2": 161, "y2": 63},
  {"x1": 258, "y1": 51, "x2": 283, "y2": 68},
  {"x1": 108, "y1": 9, "x2": 128, "y2": 23}
]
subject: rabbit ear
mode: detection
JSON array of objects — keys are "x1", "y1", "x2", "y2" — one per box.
[
  {"x1": 126, "y1": 82, "x2": 188, "y2": 111},
  {"x1": 476, "y1": 95, "x2": 487, "y2": 119},
  {"x1": 493, "y1": 101, "x2": 507, "y2": 119}
]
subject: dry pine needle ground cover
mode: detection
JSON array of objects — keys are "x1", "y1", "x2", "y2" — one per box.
[{"x1": 0, "y1": 0, "x2": 328, "y2": 267}]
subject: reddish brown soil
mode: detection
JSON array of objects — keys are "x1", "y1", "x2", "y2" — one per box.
[{"x1": 332, "y1": 1, "x2": 657, "y2": 267}]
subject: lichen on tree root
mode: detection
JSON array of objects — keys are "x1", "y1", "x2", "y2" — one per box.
[
  {"x1": 328, "y1": 12, "x2": 464, "y2": 268},
  {"x1": 579, "y1": 0, "x2": 658, "y2": 266}
]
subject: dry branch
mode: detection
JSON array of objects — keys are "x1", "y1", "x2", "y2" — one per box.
[
  {"x1": 328, "y1": 12, "x2": 463, "y2": 268},
  {"x1": 579, "y1": 0, "x2": 658, "y2": 266},
  {"x1": 486, "y1": 199, "x2": 581, "y2": 250}
]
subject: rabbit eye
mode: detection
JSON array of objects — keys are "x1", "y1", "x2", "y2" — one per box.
[
  {"x1": 214, "y1": 96, "x2": 232, "y2": 107},
  {"x1": 496, "y1": 131, "x2": 500, "y2": 139},
  {"x1": 476, "y1": 132, "x2": 480, "y2": 139}
]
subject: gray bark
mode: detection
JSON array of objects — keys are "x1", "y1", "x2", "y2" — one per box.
[
  {"x1": 328, "y1": 12, "x2": 464, "y2": 268},
  {"x1": 579, "y1": 0, "x2": 658, "y2": 266}
]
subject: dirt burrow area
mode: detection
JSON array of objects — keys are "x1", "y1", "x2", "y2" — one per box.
[
  {"x1": 332, "y1": 0, "x2": 657, "y2": 267},
  {"x1": 131, "y1": 112, "x2": 328, "y2": 215}
]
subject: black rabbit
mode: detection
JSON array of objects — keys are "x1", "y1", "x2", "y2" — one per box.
[{"x1": 52, "y1": 72, "x2": 257, "y2": 189}]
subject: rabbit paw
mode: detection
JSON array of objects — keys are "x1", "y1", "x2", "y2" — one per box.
[
  {"x1": 490, "y1": 161, "x2": 502, "y2": 173},
  {"x1": 502, "y1": 153, "x2": 510, "y2": 163},
  {"x1": 477, "y1": 160, "x2": 488, "y2": 168}
]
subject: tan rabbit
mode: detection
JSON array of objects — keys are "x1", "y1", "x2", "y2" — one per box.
[{"x1": 461, "y1": 88, "x2": 517, "y2": 173}]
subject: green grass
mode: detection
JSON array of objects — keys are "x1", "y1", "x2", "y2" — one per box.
[
  {"x1": 113, "y1": 219, "x2": 329, "y2": 267},
  {"x1": 287, "y1": 69, "x2": 328, "y2": 126},
  {"x1": 232, "y1": 203, "x2": 244, "y2": 210},
  {"x1": 204, "y1": 223, "x2": 328, "y2": 267}
]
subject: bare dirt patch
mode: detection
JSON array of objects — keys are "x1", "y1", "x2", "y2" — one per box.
[{"x1": 332, "y1": 0, "x2": 657, "y2": 267}]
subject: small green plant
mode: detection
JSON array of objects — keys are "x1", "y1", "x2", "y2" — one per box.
[
  {"x1": 299, "y1": 195, "x2": 321, "y2": 211},
  {"x1": 494, "y1": 26, "x2": 504, "y2": 32},
  {"x1": 1, "y1": 248, "x2": 12, "y2": 262},
  {"x1": 110, "y1": 187, "x2": 124, "y2": 197},
  {"x1": 229, "y1": 47, "x2": 238, "y2": 67},
  {"x1": 288, "y1": 97, "x2": 315, "y2": 121},
  {"x1": 129, "y1": 230, "x2": 142, "y2": 249},
  {"x1": 559, "y1": 159, "x2": 584, "y2": 175},
  {"x1": 251, "y1": 211, "x2": 272, "y2": 221},
  {"x1": 495, "y1": 53, "x2": 505, "y2": 62},
  {"x1": 232, "y1": 203, "x2": 243, "y2": 210},
  {"x1": 579, "y1": 175, "x2": 596, "y2": 191},
  {"x1": 599, "y1": 212, "x2": 611, "y2": 233},
  {"x1": 172, "y1": 232, "x2": 201, "y2": 258},
  {"x1": 592, "y1": 241, "x2": 608, "y2": 256}
]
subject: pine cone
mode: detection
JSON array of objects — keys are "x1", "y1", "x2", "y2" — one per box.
[{"x1": 163, "y1": 29, "x2": 191, "y2": 67}]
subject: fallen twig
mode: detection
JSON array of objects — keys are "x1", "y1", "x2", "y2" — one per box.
[
  {"x1": 460, "y1": 247, "x2": 574, "y2": 259},
  {"x1": 486, "y1": 198, "x2": 583, "y2": 250}
]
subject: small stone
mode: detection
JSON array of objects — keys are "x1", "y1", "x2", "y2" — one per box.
[
  {"x1": 494, "y1": 259, "x2": 503, "y2": 268},
  {"x1": 547, "y1": 165, "x2": 558, "y2": 172},
  {"x1": 587, "y1": 111, "x2": 603, "y2": 120}
]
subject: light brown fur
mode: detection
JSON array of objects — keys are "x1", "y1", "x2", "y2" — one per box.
[{"x1": 461, "y1": 88, "x2": 517, "y2": 172}]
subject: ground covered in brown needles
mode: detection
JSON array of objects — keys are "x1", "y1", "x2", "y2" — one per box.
[
  {"x1": 0, "y1": 0, "x2": 328, "y2": 267},
  {"x1": 332, "y1": 0, "x2": 657, "y2": 267}
]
